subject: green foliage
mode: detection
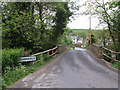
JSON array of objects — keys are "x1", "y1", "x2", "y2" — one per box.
[
  {"x1": 87, "y1": 33, "x2": 96, "y2": 47},
  {"x1": 2, "y1": 61, "x2": 42, "y2": 88},
  {"x1": 71, "y1": 29, "x2": 88, "y2": 33},
  {"x1": 111, "y1": 61, "x2": 120, "y2": 70},
  {"x1": 83, "y1": 0, "x2": 120, "y2": 52},
  {"x1": 1, "y1": 2, "x2": 77, "y2": 89},
  {"x1": 91, "y1": 33, "x2": 96, "y2": 44},
  {"x1": 93, "y1": 29, "x2": 109, "y2": 47},
  {"x1": 51, "y1": 2, "x2": 72, "y2": 45},
  {"x1": 106, "y1": 43, "x2": 115, "y2": 51},
  {"x1": 56, "y1": 27, "x2": 72, "y2": 45},
  {"x1": 78, "y1": 31, "x2": 88, "y2": 39},
  {"x1": 77, "y1": 43, "x2": 83, "y2": 45},
  {"x1": 65, "y1": 38, "x2": 70, "y2": 45},
  {"x1": 70, "y1": 29, "x2": 89, "y2": 39},
  {"x1": 2, "y1": 2, "x2": 73, "y2": 52},
  {"x1": 116, "y1": 53, "x2": 120, "y2": 60},
  {"x1": 104, "y1": 49, "x2": 111, "y2": 57},
  {"x1": 2, "y1": 2, "x2": 34, "y2": 50},
  {"x1": 2, "y1": 48, "x2": 24, "y2": 72},
  {"x1": 86, "y1": 41, "x2": 89, "y2": 50},
  {"x1": 2, "y1": 54, "x2": 53, "y2": 89},
  {"x1": 36, "y1": 55, "x2": 40, "y2": 60},
  {"x1": 71, "y1": 45, "x2": 75, "y2": 49}
]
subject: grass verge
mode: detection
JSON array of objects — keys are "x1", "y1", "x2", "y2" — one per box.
[
  {"x1": 2, "y1": 55, "x2": 54, "y2": 89},
  {"x1": 111, "y1": 61, "x2": 120, "y2": 70}
]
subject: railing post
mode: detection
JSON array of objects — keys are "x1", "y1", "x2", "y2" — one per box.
[
  {"x1": 32, "y1": 61, "x2": 34, "y2": 65},
  {"x1": 99, "y1": 46, "x2": 104, "y2": 59},
  {"x1": 41, "y1": 53, "x2": 43, "y2": 60},
  {"x1": 56, "y1": 46, "x2": 58, "y2": 54},
  {"x1": 47, "y1": 51, "x2": 49, "y2": 57},
  {"x1": 111, "y1": 51, "x2": 116, "y2": 64},
  {"x1": 52, "y1": 50, "x2": 53, "y2": 56}
]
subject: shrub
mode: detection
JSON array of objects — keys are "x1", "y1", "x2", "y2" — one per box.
[
  {"x1": 2, "y1": 48, "x2": 24, "y2": 72},
  {"x1": 2, "y1": 55, "x2": 53, "y2": 89},
  {"x1": 71, "y1": 45, "x2": 75, "y2": 49}
]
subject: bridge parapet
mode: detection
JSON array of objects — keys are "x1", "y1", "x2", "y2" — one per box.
[
  {"x1": 57, "y1": 44, "x2": 70, "y2": 54},
  {"x1": 89, "y1": 44, "x2": 104, "y2": 59},
  {"x1": 89, "y1": 44, "x2": 120, "y2": 63}
]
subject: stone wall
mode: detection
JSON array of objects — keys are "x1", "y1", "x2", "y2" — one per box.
[
  {"x1": 57, "y1": 44, "x2": 70, "y2": 54},
  {"x1": 89, "y1": 44, "x2": 104, "y2": 58}
]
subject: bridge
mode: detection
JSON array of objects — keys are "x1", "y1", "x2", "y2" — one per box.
[{"x1": 9, "y1": 46, "x2": 118, "y2": 88}]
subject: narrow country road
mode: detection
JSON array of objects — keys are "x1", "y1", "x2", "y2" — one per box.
[{"x1": 11, "y1": 47, "x2": 118, "y2": 88}]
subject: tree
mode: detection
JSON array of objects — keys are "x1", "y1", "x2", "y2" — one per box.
[
  {"x1": 87, "y1": 33, "x2": 96, "y2": 47},
  {"x1": 2, "y1": 2, "x2": 35, "y2": 50},
  {"x1": 78, "y1": 31, "x2": 87, "y2": 39},
  {"x1": 51, "y1": 2, "x2": 72, "y2": 45},
  {"x1": 93, "y1": 29, "x2": 108, "y2": 46},
  {"x1": 83, "y1": 0, "x2": 120, "y2": 52},
  {"x1": 2, "y1": 2, "x2": 73, "y2": 52}
]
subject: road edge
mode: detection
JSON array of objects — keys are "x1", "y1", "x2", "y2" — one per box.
[{"x1": 8, "y1": 50, "x2": 68, "y2": 88}]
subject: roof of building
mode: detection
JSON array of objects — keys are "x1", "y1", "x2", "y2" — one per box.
[
  {"x1": 70, "y1": 36, "x2": 78, "y2": 39},
  {"x1": 78, "y1": 38, "x2": 83, "y2": 41},
  {"x1": 86, "y1": 37, "x2": 89, "y2": 39}
]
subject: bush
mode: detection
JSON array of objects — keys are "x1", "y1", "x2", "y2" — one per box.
[
  {"x1": 2, "y1": 48, "x2": 24, "y2": 72},
  {"x1": 71, "y1": 45, "x2": 75, "y2": 49},
  {"x1": 2, "y1": 55, "x2": 53, "y2": 89}
]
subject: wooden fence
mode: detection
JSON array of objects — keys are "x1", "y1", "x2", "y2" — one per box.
[
  {"x1": 89, "y1": 44, "x2": 120, "y2": 63},
  {"x1": 30, "y1": 44, "x2": 69, "y2": 64},
  {"x1": 30, "y1": 46, "x2": 58, "y2": 64},
  {"x1": 102, "y1": 47, "x2": 120, "y2": 63}
]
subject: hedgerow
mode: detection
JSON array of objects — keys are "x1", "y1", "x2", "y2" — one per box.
[{"x1": 2, "y1": 48, "x2": 24, "y2": 72}]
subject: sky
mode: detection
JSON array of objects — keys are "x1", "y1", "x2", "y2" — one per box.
[
  {"x1": 67, "y1": 0, "x2": 106, "y2": 29},
  {"x1": 67, "y1": 15, "x2": 100, "y2": 29}
]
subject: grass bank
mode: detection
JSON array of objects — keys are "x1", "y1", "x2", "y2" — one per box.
[
  {"x1": 2, "y1": 55, "x2": 55, "y2": 89},
  {"x1": 111, "y1": 61, "x2": 120, "y2": 70}
]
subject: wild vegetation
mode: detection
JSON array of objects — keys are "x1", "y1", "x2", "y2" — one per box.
[
  {"x1": 2, "y1": 55, "x2": 53, "y2": 89},
  {"x1": 1, "y1": 0, "x2": 120, "y2": 88},
  {"x1": 83, "y1": 0, "x2": 120, "y2": 52},
  {"x1": 2, "y1": 2, "x2": 73, "y2": 52},
  {"x1": 1, "y1": 2, "x2": 79, "y2": 88}
]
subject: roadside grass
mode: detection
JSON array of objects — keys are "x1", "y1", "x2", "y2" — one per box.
[
  {"x1": 111, "y1": 61, "x2": 120, "y2": 70},
  {"x1": 2, "y1": 55, "x2": 53, "y2": 89},
  {"x1": 70, "y1": 45, "x2": 75, "y2": 50},
  {"x1": 80, "y1": 47, "x2": 87, "y2": 49}
]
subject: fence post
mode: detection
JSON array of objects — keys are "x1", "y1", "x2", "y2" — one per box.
[
  {"x1": 111, "y1": 51, "x2": 116, "y2": 64},
  {"x1": 99, "y1": 46, "x2": 104, "y2": 59},
  {"x1": 52, "y1": 50, "x2": 53, "y2": 56},
  {"x1": 47, "y1": 51, "x2": 49, "y2": 57},
  {"x1": 32, "y1": 61, "x2": 34, "y2": 65},
  {"x1": 41, "y1": 53, "x2": 43, "y2": 60},
  {"x1": 57, "y1": 46, "x2": 59, "y2": 54}
]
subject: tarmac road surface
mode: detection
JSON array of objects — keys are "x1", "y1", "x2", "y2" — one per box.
[{"x1": 10, "y1": 47, "x2": 118, "y2": 88}]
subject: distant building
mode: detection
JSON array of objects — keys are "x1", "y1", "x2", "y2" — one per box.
[
  {"x1": 70, "y1": 36, "x2": 78, "y2": 44},
  {"x1": 86, "y1": 37, "x2": 89, "y2": 40},
  {"x1": 77, "y1": 38, "x2": 83, "y2": 44}
]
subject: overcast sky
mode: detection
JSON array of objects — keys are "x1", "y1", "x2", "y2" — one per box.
[
  {"x1": 67, "y1": 0, "x2": 106, "y2": 29},
  {"x1": 67, "y1": 15, "x2": 100, "y2": 29}
]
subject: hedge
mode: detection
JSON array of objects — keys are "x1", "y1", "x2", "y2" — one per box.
[{"x1": 2, "y1": 48, "x2": 24, "y2": 72}]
